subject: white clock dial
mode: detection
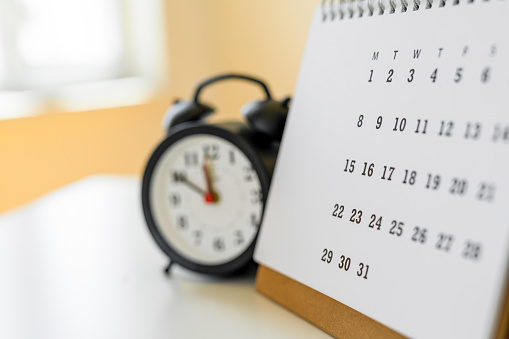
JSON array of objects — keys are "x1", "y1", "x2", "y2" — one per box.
[{"x1": 149, "y1": 133, "x2": 264, "y2": 265}]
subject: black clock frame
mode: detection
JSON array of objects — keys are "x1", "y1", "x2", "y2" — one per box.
[{"x1": 141, "y1": 122, "x2": 273, "y2": 276}]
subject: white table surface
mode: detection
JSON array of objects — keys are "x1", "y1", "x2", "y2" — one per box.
[{"x1": 0, "y1": 176, "x2": 330, "y2": 339}]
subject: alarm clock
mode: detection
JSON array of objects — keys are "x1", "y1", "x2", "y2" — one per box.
[{"x1": 141, "y1": 74, "x2": 289, "y2": 275}]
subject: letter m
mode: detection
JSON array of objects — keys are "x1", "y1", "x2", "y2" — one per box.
[{"x1": 372, "y1": 52, "x2": 379, "y2": 61}]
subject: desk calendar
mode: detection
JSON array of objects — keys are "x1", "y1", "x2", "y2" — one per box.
[{"x1": 254, "y1": 0, "x2": 509, "y2": 338}]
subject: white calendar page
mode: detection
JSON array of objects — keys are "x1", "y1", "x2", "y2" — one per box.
[{"x1": 254, "y1": 2, "x2": 509, "y2": 339}]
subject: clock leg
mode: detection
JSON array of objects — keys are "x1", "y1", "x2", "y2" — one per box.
[{"x1": 163, "y1": 260, "x2": 174, "y2": 276}]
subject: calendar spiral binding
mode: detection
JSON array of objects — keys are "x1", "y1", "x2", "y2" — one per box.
[{"x1": 321, "y1": 0, "x2": 470, "y2": 20}]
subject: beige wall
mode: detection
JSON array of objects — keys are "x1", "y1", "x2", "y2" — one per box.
[
  {"x1": 0, "y1": 0, "x2": 317, "y2": 213},
  {"x1": 166, "y1": 1, "x2": 316, "y2": 118}
]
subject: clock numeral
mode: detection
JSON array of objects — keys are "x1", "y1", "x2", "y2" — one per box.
[
  {"x1": 169, "y1": 193, "x2": 181, "y2": 206},
  {"x1": 213, "y1": 237, "x2": 225, "y2": 251},
  {"x1": 173, "y1": 171, "x2": 186, "y2": 183},
  {"x1": 234, "y1": 231, "x2": 244, "y2": 245},
  {"x1": 203, "y1": 144, "x2": 219, "y2": 160},
  {"x1": 177, "y1": 216, "x2": 188, "y2": 229},
  {"x1": 251, "y1": 189, "x2": 263, "y2": 204},
  {"x1": 251, "y1": 213, "x2": 258, "y2": 227},
  {"x1": 184, "y1": 152, "x2": 198, "y2": 167},
  {"x1": 193, "y1": 230, "x2": 202, "y2": 245},
  {"x1": 229, "y1": 150, "x2": 235, "y2": 164},
  {"x1": 244, "y1": 166, "x2": 254, "y2": 181}
]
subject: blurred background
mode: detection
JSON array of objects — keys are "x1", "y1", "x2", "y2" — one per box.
[{"x1": 0, "y1": 0, "x2": 316, "y2": 213}]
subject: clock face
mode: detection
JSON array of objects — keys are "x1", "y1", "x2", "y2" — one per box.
[{"x1": 143, "y1": 126, "x2": 267, "y2": 272}]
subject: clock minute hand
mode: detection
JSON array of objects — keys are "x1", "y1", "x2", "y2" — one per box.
[
  {"x1": 202, "y1": 156, "x2": 218, "y2": 203},
  {"x1": 173, "y1": 172, "x2": 206, "y2": 195}
]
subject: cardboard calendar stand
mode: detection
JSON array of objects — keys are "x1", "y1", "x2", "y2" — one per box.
[{"x1": 255, "y1": 265, "x2": 509, "y2": 339}]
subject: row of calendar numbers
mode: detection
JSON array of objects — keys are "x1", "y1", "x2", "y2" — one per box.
[
  {"x1": 357, "y1": 115, "x2": 509, "y2": 144},
  {"x1": 343, "y1": 158, "x2": 496, "y2": 202},
  {"x1": 368, "y1": 67, "x2": 494, "y2": 84},
  {"x1": 330, "y1": 203, "x2": 482, "y2": 261},
  {"x1": 320, "y1": 247, "x2": 371, "y2": 280}
]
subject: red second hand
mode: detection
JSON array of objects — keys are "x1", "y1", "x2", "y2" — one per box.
[{"x1": 203, "y1": 156, "x2": 216, "y2": 203}]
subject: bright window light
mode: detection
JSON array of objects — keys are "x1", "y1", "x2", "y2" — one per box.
[
  {"x1": 0, "y1": 0, "x2": 166, "y2": 119},
  {"x1": 19, "y1": 0, "x2": 122, "y2": 69}
]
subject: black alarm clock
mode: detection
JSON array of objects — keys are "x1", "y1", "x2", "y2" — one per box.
[{"x1": 141, "y1": 74, "x2": 289, "y2": 275}]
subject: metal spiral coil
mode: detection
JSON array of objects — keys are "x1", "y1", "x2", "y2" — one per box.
[{"x1": 321, "y1": 0, "x2": 469, "y2": 20}]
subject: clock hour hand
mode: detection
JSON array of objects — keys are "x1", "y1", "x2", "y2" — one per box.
[{"x1": 173, "y1": 172, "x2": 206, "y2": 195}]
